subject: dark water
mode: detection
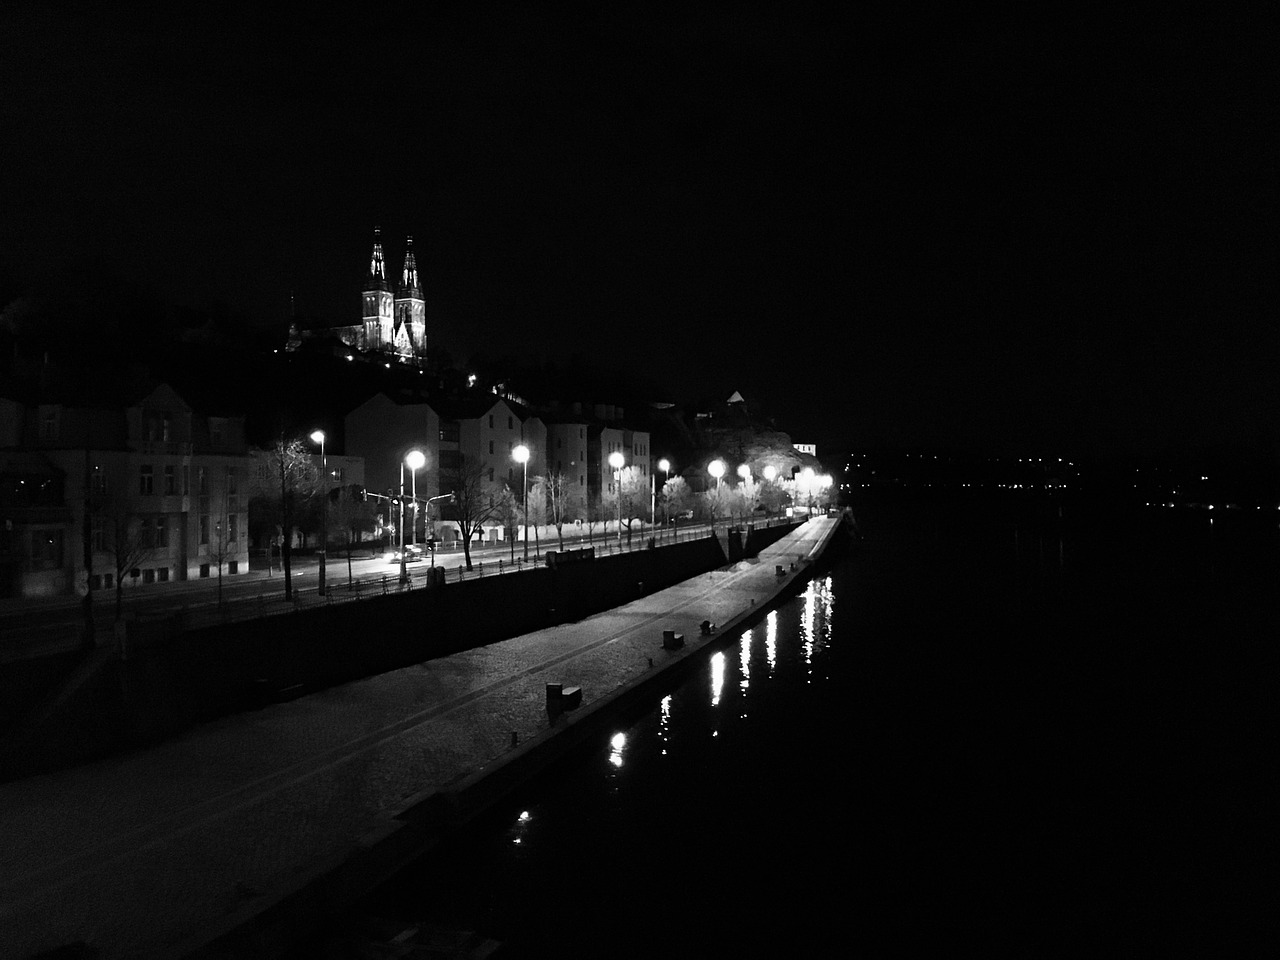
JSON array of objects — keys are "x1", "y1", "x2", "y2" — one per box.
[{"x1": 349, "y1": 493, "x2": 1278, "y2": 957}]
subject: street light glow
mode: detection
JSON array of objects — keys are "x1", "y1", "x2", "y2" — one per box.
[
  {"x1": 763, "y1": 464, "x2": 777, "y2": 482},
  {"x1": 513, "y1": 444, "x2": 530, "y2": 464},
  {"x1": 737, "y1": 464, "x2": 751, "y2": 480},
  {"x1": 658, "y1": 457, "x2": 670, "y2": 473},
  {"x1": 608, "y1": 451, "x2": 625, "y2": 470},
  {"x1": 309, "y1": 430, "x2": 325, "y2": 446},
  {"x1": 404, "y1": 449, "x2": 425, "y2": 470},
  {"x1": 707, "y1": 459, "x2": 725, "y2": 480}
]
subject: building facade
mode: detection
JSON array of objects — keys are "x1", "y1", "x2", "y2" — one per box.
[{"x1": 0, "y1": 384, "x2": 252, "y2": 598}]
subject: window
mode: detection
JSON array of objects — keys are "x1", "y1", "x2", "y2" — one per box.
[
  {"x1": 139, "y1": 519, "x2": 154, "y2": 548},
  {"x1": 580, "y1": 476, "x2": 585, "y2": 486},
  {"x1": 157, "y1": 567, "x2": 169, "y2": 582},
  {"x1": 579, "y1": 428, "x2": 584, "y2": 439},
  {"x1": 143, "y1": 569, "x2": 155, "y2": 584},
  {"x1": 91, "y1": 466, "x2": 107, "y2": 495},
  {"x1": 226, "y1": 467, "x2": 238, "y2": 495},
  {"x1": 488, "y1": 415, "x2": 494, "y2": 428},
  {"x1": 228, "y1": 514, "x2": 239, "y2": 542},
  {"x1": 41, "y1": 410, "x2": 58, "y2": 439},
  {"x1": 90, "y1": 574, "x2": 103, "y2": 591},
  {"x1": 197, "y1": 467, "x2": 208, "y2": 495},
  {"x1": 488, "y1": 467, "x2": 494, "y2": 481},
  {"x1": 508, "y1": 416, "x2": 513, "y2": 429},
  {"x1": 557, "y1": 438, "x2": 563, "y2": 449},
  {"x1": 155, "y1": 516, "x2": 168, "y2": 547},
  {"x1": 228, "y1": 561, "x2": 239, "y2": 575},
  {"x1": 91, "y1": 518, "x2": 105, "y2": 552},
  {"x1": 182, "y1": 465, "x2": 190, "y2": 495},
  {"x1": 199, "y1": 563, "x2": 210, "y2": 578},
  {"x1": 489, "y1": 440, "x2": 494, "y2": 454},
  {"x1": 139, "y1": 465, "x2": 154, "y2": 495},
  {"x1": 199, "y1": 515, "x2": 209, "y2": 545},
  {"x1": 164, "y1": 465, "x2": 177, "y2": 494}
]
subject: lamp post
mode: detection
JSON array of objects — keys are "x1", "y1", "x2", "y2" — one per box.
[
  {"x1": 609, "y1": 451, "x2": 625, "y2": 547},
  {"x1": 398, "y1": 449, "x2": 424, "y2": 584},
  {"x1": 310, "y1": 430, "x2": 327, "y2": 597},
  {"x1": 658, "y1": 458, "x2": 671, "y2": 540},
  {"x1": 513, "y1": 444, "x2": 530, "y2": 560},
  {"x1": 763, "y1": 464, "x2": 777, "y2": 520},
  {"x1": 708, "y1": 459, "x2": 726, "y2": 528},
  {"x1": 800, "y1": 467, "x2": 816, "y2": 515},
  {"x1": 405, "y1": 449, "x2": 425, "y2": 546},
  {"x1": 737, "y1": 463, "x2": 751, "y2": 525}
]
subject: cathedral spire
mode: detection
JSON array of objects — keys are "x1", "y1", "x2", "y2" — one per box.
[
  {"x1": 366, "y1": 226, "x2": 390, "y2": 291},
  {"x1": 399, "y1": 235, "x2": 422, "y2": 299}
]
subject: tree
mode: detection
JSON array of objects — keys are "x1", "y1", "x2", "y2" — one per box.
[
  {"x1": 252, "y1": 435, "x2": 319, "y2": 601},
  {"x1": 759, "y1": 476, "x2": 788, "y2": 516},
  {"x1": 544, "y1": 472, "x2": 579, "y2": 550},
  {"x1": 446, "y1": 454, "x2": 506, "y2": 570},
  {"x1": 661, "y1": 476, "x2": 693, "y2": 531},
  {"x1": 582, "y1": 491, "x2": 606, "y2": 544},
  {"x1": 700, "y1": 484, "x2": 732, "y2": 526},
  {"x1": 604, "y1": 467, "x2": 650, "y2": 544},
  {"x1": 496, "y1": 485, "x2": 520, "y2": 562},
  {"x1": 732, "y1": 477, "x2": 761, "y2": 524},
  {"x1": 328, "y1": 485, "x2": 378, "y2": 588},
  {"x1": 526, "y1": 476, "x2": 548, "y2": 558},
  {"x1": 97, "y1": 498, "x2": 153, "y2": 623}
]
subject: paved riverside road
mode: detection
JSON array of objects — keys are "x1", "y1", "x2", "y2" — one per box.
[
  {"x1": 0, "y1": 520, "x2": 743, "y2": 663},
  {"x1": 0, "y1": 518, "x2": 839, "y2": 959}
]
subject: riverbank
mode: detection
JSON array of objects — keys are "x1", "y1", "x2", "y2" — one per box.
[{"x1": 0, "y1": 518, "x2": 845, "y2": 960}]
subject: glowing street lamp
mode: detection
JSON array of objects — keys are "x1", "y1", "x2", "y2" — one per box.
[
  {"x1": 310, "y1": 430, "x2": 327, "y2": 597},
  {"x1": 608, "y1": 451, "x2": 625, "y2": 547},
  {"x1": 405, "y1": 449, "x2": 425, "y2": 546},
  {"x1": 708, "y1": 459, "x2": 725, "y2": 527},
  {"x1": 762, "y1": 464, "x2": 777, "y2": 482},
  {"x1": 800, "y1": 467, "x2": 816, "y2": 515},
  {"x1": 658, "y1": 458, "x2": 671, "y2": 539},
  {"x1": 513, "y1": 444, "x2": 530, "y2": 560},
  {"x1": 399, "y1": 448, "x2": 425, "y2": 584}
]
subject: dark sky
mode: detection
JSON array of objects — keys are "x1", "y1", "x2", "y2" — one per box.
[{"x1": 1, "y1": 6, "x2": 1274, "y2": 460}]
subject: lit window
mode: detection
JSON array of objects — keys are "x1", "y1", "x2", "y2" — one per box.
[{"x1": 139, "y1": 465, "x2": 154, "y2": 495}]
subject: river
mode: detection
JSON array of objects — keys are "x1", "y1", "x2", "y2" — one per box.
[{"x1": 311, "y1": 491, "x2": 1278, "y2": 956}]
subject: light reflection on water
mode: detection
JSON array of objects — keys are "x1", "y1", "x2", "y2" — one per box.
[
  {"x1": 710, "y1": 651, "x2": 726, "y2": 707},
  {"x1": 765, "y1": 609, "x2": 778, "y2": 672}
]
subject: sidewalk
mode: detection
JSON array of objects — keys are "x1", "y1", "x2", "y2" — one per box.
[{"x1": 0, "y1": 518, "x2": 840, "y2": 959}]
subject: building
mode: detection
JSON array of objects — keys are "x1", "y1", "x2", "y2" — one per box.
[
  {"x1": 344, "y1": 391, "x2": 547, "y2": 546},
  {"x1": 0, "y1": 384, "x2": 253, "y2": 598},
  {"x1": 286, "y1": 228, "x2": 429, "y2": 364}
]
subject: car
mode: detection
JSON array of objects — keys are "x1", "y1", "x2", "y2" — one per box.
[{"x1": 391, "y1": 544, "x2": 427, "y2": 563}]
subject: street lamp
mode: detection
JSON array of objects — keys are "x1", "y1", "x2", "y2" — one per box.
[
  {"x1": 609, "y1": 451, "x2": 625, "y2": 547},
  {"x1": 310, "y1": 430, "x2": 327, "y2": 597},
  {"x1": 399, "y1": 448, "x2": 424, "y2": 584},
  {"x1": 800, "y1": 467, "x2": 816, "y2": 515},
  {"x1": 658, "y1": 458, "x2": 671, "y2": 539},
  {"x1": 707, "y1": 459, "x2": 725, "y2": 528},
  {"x1": 762, "y1": 464, "x2": 777, "y2": 518},
  {"x1": 513, "y1": 443, "x2": 530, "y2": 560},
  {"x1": 737, "y1": 464, "x2": 752, "y2": 524},
  {"x1": 405, "y1": 449, "x2": 425, "y2": 546}
]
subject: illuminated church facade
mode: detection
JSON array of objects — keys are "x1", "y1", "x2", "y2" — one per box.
[{"x1": 286, "y1": 228, "x2": 428, "y2": 363}]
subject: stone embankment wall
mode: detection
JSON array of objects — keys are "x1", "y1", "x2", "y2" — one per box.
[{"x1": 6, "y1": 524, "x2": 802, "y2": 777}]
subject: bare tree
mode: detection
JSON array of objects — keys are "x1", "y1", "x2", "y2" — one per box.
[
  {"x1": 544, "y1": 472, "x2": 576, "y2": 550},
  {"x1": 328, "y1": 485, "x2": 377, "y2": 588},
  {"x1": 445, "y1": 454, "x2": 506, "y2": 571},
  {"x1": 661, "y1": 476, "x2": 693, "y2": 533},
  {"x1": 94, "y1": 490, "x2": 152, "y2": 622},
  {"x1": 526, "y1": 476, "x2": 548, "y2": 559},
  {"x1": 252, "y1": 435, "x2": 319, "y2": 600},
  {"x1": 582, "y1": 491, "x2": 606, "y2": 544},
  {"x1": 603, "y1": 467, "x2": 651, "y2": 544}
]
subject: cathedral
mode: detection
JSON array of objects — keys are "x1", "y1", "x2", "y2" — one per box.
[{"x1": 286, "y1": 228, "x2": 428, "y2": 363}]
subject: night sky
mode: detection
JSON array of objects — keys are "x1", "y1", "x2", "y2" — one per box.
[{"x1": 2, "y1": 6, "x2": 1273, "y2": 461}]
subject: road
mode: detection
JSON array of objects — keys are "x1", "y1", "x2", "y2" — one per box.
[{"x1": 0, "y1": 519, "x2": 784, "y2": 661}]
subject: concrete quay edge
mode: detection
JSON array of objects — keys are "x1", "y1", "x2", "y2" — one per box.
[{"x1": 176, "y1": 519, "x2": 844, "y2": 960}]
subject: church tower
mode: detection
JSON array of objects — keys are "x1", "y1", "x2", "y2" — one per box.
[
  {"x1": 395, "y1": 235, "x2": 427, "y2": 358},
  {"x1": 361, "y1": 227, "x2": 394, "y2": 350}
]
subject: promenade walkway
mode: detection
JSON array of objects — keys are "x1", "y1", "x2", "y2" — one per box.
[{"x1": 0, "y1": 518, "x2": 839, "y2": 959}]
